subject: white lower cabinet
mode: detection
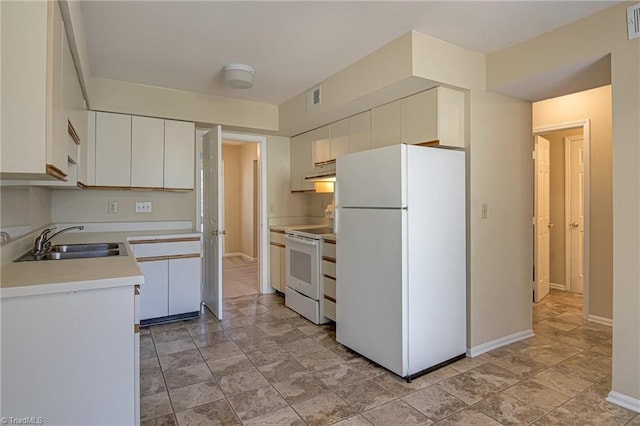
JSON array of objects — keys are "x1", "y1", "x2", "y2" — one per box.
[
  {"x1": 322, "y1": 238, "x2": 337, "y2": 322},
  {"x1": 169, "y1": 257, "x2": 202, "y2": 315},
  {"x1": 1, "y1": 285, "x2": 138, "y2": 425},
  {"x1": 269, "y1": 231, "x2": 286, "y2": 292},
  {"x1": 139, "y1": 259, "x2": 169, "y2": 320},
  {"x1": 132, "y1": 237, "x2": 202, "y2": 321}
]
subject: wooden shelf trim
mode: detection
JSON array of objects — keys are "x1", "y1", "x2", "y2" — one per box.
[
  {"x1": 270, "y1": 242, "x2": 286, "y2": 248},
  {"x1": 323, "y1": 239, "x2": 336, "y2": 245},
  {"x1": 322, "y1": 256, "x2": 336, "y2": 263},
  {"x1": 324, "y1": 295, "x2": 337, "y2": 303},
  {"x1": 68, "y1": 120, "x2": 81, "y2": 145},
  {"x1": 46, "y1": 164, "x2": 67, "y2": 180},
  {"x1": 323, "y1": 274, "x2": 337, "y2": 281},
  {"x1": 76, "y1": 184, "x2": 193, "y2": 192},
  {"x1": 270, "y1": 229, "x2": 286, "y2": 234}
]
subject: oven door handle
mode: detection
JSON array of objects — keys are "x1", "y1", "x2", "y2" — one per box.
[{"x1": 285, "y1": 235, "x2": 319, "y2": 247}]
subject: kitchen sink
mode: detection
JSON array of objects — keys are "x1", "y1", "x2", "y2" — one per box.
[
  {"x1": 14, "y1": 242, "x2": 127, "y2": 262},
  {"x1": 51, "y1": 243, "x2": 120, "y2": 253}
]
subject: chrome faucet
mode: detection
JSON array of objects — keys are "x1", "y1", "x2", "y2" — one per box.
[{"x1": 33, "y1": 225, "x2": 85, "y2": 257}]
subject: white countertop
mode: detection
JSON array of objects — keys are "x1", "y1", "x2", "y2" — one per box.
[
  {"x1": 270, "y1": 224, "x2": 336, "y2": 240},
  {"x1": 0, "y1": 229, "x2": 201, "y2": 299}
]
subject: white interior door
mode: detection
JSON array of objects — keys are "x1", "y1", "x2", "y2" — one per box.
[
  {"x1": 570, "y1": 137, "x2": 585, "y2": 293},
  {"x1": 534, "y1": 135, "x2": 551, "y2": 302},
  {"x1": 203, "y1": 126, "x2": 223, "y2": 319}
]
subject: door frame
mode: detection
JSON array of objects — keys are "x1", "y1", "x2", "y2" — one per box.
[
  {"x1": 219, "y1": 131, "x2": 269, "y2": 295},
  {"x1": 533, "y1": 119, "x2": 590, "y2": 319}
]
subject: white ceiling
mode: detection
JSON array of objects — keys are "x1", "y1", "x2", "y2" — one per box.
[{"x1": 79, "y1": 1, "x2": 619, "y2": 106}]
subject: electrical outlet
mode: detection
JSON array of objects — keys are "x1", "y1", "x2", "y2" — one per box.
[
  {"x1": 481, "y1": 203, "x2": 488, "y2": 219},
  {"x1": 108, "y1": 201, "x2": 118, "y2": 214},
  {"x1": 135, "y1": 201, "x2": 152, "y2": 213}
]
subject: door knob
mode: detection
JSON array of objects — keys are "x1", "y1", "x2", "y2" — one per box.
[
  {"x1": 570, "y1": 222, "x2": 579, "y2": 228},
  {"x1": 548, "y1": 223, "x2": 554, "y2": 229},
  {"x1": 221, "y1": 230, "x2": 227, "y2": 235}
]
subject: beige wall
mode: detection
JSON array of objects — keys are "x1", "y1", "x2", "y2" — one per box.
[
  {"x1": 533, "y1": 86, "x2": 612, "y2": 319},
  {"x1": 0, "y1": 186, "x2": 51, "y2": 232},
  {"x1": 543, "y1": 128, "x2": 583, "y2": 287},
  {"x1": 222, "y1": 145, "x2": 241, "y2": 255},
  {"x1": 221, "y1": 142, "x2": 259, "y2": 258},
  {"x1": 488, "y1": 2, "x2": 639, "y2": 401},
  {"x1": 240, "y1": 143, "x2": 258, "y2": 257},
  {"x1": 89, "y1": 77, "x2": 278, "y2": 132},
  {"x1": 50, "y1": 189, "x2": 195, "y2": 224}
]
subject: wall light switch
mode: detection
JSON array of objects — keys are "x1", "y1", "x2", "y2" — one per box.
[
  {"x1": 481, "y1": 203, "x2": 488, "y2": 219},
  {"x1": 108, "y1": 201, "x2": 118, "y2": 214},
  {"x1": 135, "y1": 201, "x2": 152, "y2": 213}
]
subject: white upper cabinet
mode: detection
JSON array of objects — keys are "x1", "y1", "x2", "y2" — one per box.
[
  {"x1": 348, "y1": 111, "x2": 371, "y2": 153},
  {"x1": 371, "y1": 100, "x2": 402, "y2": 149},
  {"x1": 131, "y1": 116, "x2": 164, "y2": 188},
  {"x1": 330, "y1": 119, "x2": 349, "y2": 161},
  {"x1": 0, "y1": 2, "x2": 62, "y2": 179},
  {"x1": 0, "y1": 1, "x2": 86, "y2": 181},
  {"x1": 95, "y1": 112, "x2": 132, "y2": 187},
  {"x1": 164, "y1": 120, "x2": 195, "y2": 190},
  {"x1": 81, "y1": 111, "x2": 96, "y2": 186},
  {"x1": 290, "y1": 132, "x2": 315, "y2": 191},
  {"x1": 312, "y1": 125, "x2": 331, "y2": 166},
  {"x1": 370, "y1": 87, "x2": 465, "y2": 149},
  {"x1": 400, "y1": 89, "x2": 438, "y2": 145}
]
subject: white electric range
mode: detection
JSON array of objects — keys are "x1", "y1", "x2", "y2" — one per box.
[{"x1": 284, "y1": 226, "x2": 334, "y2": 324}]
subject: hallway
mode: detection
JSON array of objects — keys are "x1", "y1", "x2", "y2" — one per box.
[{"x1": 223, "y1": 256, "x2": 259, "y2": 299}]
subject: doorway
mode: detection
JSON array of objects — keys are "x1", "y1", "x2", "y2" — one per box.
[
  {"x1": 221, "y1": 140, "x2": 260, "y2": 298},
  {"x1": 533, "y1": 121, "x2": 589, "y2": 318},
  {"x1": 197, "y1": 128, "x2": 268, "y2": 319}
]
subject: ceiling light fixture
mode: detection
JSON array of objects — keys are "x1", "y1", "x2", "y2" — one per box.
[{"x1": 222, "y1": 63, "x2": 254, "y2": 89}]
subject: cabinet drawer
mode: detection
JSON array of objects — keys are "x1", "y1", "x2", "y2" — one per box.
[
  {"x1": 323, "y1": 298, "x2": 336, "y2": 322},
  {"x1": 323, "y1": 275, "x2": 336, "y2": 299},
  {"x1": 322, "y1": 240, "x2": 336, "y2": 259},
  {"x1": 131, "y1": 238, "x2": 201, "y2": 258},
  {"x1": 322, "y1": 259, "x2": 336, "y2": 278},
  {"x1": 270, "y1": 231, "x2": 285, "y2": 246}
]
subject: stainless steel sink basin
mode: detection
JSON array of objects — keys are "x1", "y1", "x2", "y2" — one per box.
[
  {"x1": 51, "y1": 243, "x2": 120, "y2": 253},
  {"x1": 14, "y1": 242, "x2": 127, "y2": 262}
]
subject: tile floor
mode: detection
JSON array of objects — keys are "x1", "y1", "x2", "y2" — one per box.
[{"x1": 140, "y1": 290, "x2": 639, "y2": 425}]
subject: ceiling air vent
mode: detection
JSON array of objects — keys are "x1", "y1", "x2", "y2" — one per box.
[
  {"x1": 628, "y1": 3, "x2": 640, "y2": 40},
  {"x1": 306, "y1": 85, "x2": 322, "y2": 110}
]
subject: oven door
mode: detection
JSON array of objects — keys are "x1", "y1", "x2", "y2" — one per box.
[{"x1": 285, "y1": 234, "x2": 320, "y2": 300}]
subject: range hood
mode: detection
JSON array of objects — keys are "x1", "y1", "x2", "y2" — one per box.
[{"x1": 305, "y1": 163, "x2": 336, "y2": 181}]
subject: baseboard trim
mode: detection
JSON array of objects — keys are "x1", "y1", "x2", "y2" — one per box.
[
  {"x1": 467, "y1": 329, "x2": 535, "y2": 358},
  {"x1": 588, "y1": 314, "x2": 612, "y2": 327},
  {"x1": 606, "y1": 391, "x2": 640, "y2": 413},
  {"x1": 224, "y1": 252, "x2": 257, "y2": 262},
  {"x1": 550, "y1": 282, "x2": 566, "y2": 290}
]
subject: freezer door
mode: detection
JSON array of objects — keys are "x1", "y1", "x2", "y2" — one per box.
[
  {"x1": 336, "y1": 207, "x2": 408, "y2": 377},
  {"x1": 336, "y1": 144, "x2": 407, "y2": 208}
]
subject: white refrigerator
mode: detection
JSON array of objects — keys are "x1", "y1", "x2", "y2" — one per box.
[{"x1": 336, "y1": 144, "x2": 466, "y2": 379}]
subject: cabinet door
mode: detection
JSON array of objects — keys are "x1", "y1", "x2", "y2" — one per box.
[
  {"x1": 436, "y1": 87, "x2": 465, "y2": 148},
  {"x1": 139, "y1": 260, "x2": 169, "y2": 320},
  {"x1": 164, "y1": 120, "x2": 195, "y2": 189},
  {"x1": 95, "y1": 112, "x2": 132, "y2": 187},
  {"x1": 50, "y1": 1, "x2": 68, "y2": 178},
  {"x1": 168, "y1": 257, "x2": 202, "y2": 315},
  {"x1": 279, "y1": 246, "x2": 286, "y2": 290},
  {"x1": 81, "y1": 111, "x2": 96, "y2": 186},
  {"x1": 401, "y1": 89, "x2": 438, "y2": 145},
  {"x1": 330, "y1": 119, "x2": 349, "y2": 161},
  {"x1": 348, "y1": 111, "x2": 371, "y2": 153},
  {"x1": 62, "y1": 19, "x2": 84, "y2": 165},
  {"x1": 371, "y1": 100, "x2": 401, "y2": 148},
  {"x1": 290, "y1": 132, "x2": 314, "y2": 191},
  {"x1": 312, "y1": 125, "x2": 331, "y2": 165},
  {"x1": 131, "y1": 116, "x2": 164, "y2": 188},
  {"x1": 270, "y1": 243, "x2": 282, "y2": 291}
]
